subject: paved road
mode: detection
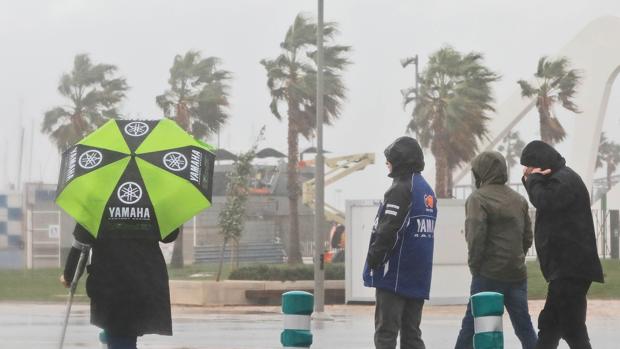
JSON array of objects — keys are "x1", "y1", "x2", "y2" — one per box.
[{"x1": 1, "y1": 301, "x2": 618, "y2": 348}]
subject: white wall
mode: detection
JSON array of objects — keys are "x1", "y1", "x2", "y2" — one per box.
[{"x1": 345, "y1": 199, "x2": 470, "y2": 305}]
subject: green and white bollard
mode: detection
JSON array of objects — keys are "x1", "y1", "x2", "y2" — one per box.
[
  {"x1": 281, "y1": 291, "x2": 313, "y2": 348},
  {"x1": 99, "y1": 330, "x2": 107, "y2": 349},
  {"x1": 471, "y1": 291, "x2": 504, "y2": 349}
]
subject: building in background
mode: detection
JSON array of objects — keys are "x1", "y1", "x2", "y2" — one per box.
[{"x1": 0, "y1": 191, "x2": 23, "y2": 269}]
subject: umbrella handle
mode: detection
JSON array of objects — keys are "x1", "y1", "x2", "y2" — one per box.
[{"x1": 58, "y1": 246, "x2": 90, "y2": 349}]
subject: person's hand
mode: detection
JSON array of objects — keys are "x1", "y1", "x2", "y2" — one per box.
[
  {"x1": 59, "y1": 274, "x2": 70, "y2": 288},
  {"x1": 531, "y1": 168, "x2": 552, "y2": 176},
  {"x1": 522, "y1": 166, "x2": 534, "y2": 181},
  {"x1": 523, "y1": 167, "x2": 551, "y2": 180}
]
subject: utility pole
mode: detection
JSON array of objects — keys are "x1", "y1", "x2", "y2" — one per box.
[
  {"x1": 313, "y1": 0, "x2": 326, "y2": 315},
  {"x1": 16, "y1": 99, "x2": 25, "y2": 190},
  {"x1": 28, "y1": 118, "x2": 34, "y2": 184},
  {"x1": 16, "y1": 127, "x2": 25, "y2": 190},
  {"x1": 2, "y1": 140, "x2": 8, "y2": 189}
]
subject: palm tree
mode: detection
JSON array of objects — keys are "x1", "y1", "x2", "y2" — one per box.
[
  {"x1": 497, "y1": 131, "x2": 525, "y2": 181},
  {"x1": 403, "y1": 47, "x2": 500, "y2": 198},
  {"x1": 261, "y1": 14, "x2": 350, "y2": 264},
  {"x1": 157, "y1": 51, "x2": 231, "y2": 268},
  {"x1": 156, "y1": 50, "x2": 232, "y2": 140},
  {"x1": 517, "y1": 57, "x2": 581, "y2": 144},
  {"x1": 596, "y1": 132, "x2": 620, "y2": 191},
  {"x1": 42, "y1": 54, "x2": 128, "y2": 151}
]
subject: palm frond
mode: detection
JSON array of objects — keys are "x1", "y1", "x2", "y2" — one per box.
[
  {"x1": 159, "y1": 50, "x2": 232, "y2": 138},
  {"x1": 517, "y1": 80, "x2": 537, "y2": 98},
  {"x1": 43, "y1": 54, "x2": 127, "y2": 151}
]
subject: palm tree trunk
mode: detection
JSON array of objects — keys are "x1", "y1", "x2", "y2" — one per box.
[
  {"x1": 447, "y1": 166, "x2": 454, "y2": 198},
  {"x1": 537, "y1": 101, "x2": 551, "y2": 144},
  {"x1": 434, "y1": 142, "x2": 450, "y2": 198},
  {"x1": 170, "y1": 102, "x2": 191, "y2": 268},
  {"x1": 607, "y1": 161, "x2": 613, "y2": 192},
  {"x1": 216, "y1": 238, "x2": 228, "y2": 282},
  {"x1": 286, "y1": 113, "x2": 303, "y2": 264},
  {"x1": 169, "y1": 226, "x2": 185, "y2": 268},
  {"x1": 234, "y1": 240, "x2": 240, "y2": 269},
  {"x1": 176, "y1": 102, "x2": 190, "y2": 131}
]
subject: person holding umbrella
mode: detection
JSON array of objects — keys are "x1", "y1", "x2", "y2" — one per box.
[
  {"x1": 56, "y1": 119, "x2": 216, "y2": 349},
  {"x1": 61, "y1": 224, "x2": 179, "y2": 348}
]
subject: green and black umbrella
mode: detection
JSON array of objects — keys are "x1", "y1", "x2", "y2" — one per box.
[{"x1": 56, "y1": 119, "x2": 215, "y2": 240}]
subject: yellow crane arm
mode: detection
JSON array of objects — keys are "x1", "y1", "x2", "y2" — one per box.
[{"x1": 302, "y1": 153, "x2": 375, "y2": 224}]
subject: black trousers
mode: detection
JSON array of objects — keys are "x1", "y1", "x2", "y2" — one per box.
[
  {"x1": 536, "y1": 278, "x2": 592, "y2": 349},
  {"x1": 375, "y1": 288, "x2": 425, "y2": 349},
  {"x1": 107, "y1": 334, "x2": 137, "y2": 349}
]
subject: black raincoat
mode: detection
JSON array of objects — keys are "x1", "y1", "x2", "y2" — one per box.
[
  {"x1": 64, "y1": 224, "x2": 179, "y2": 337},
  {"x1": 520, "y1": 141, "x2": 604, "y2": 283}
]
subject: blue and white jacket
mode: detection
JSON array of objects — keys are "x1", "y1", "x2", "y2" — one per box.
[{"x1": 363, "y1": 173, "x2": 437, "y2": 299}]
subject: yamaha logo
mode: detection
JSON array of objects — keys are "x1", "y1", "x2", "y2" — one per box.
[
  {"x1": 163, "y1": 152, "x2": 188, "y2": 172},
  {"x1": 117, "y1": 181, "x2": 143, "y2": 204},
  {"x1": 65, "y1": 148, "x2": 78, "y2": 182},
  {"x1": 78, "y1": 150, "x2": 103, "y2": 169},
  {"x1": 124, "y1": 122, "x2": 149, "y2": 137}
]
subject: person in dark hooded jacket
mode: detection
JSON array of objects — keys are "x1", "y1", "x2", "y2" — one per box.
[
  {"x1": 520, "y1": 140, "x2": 604, "y2": 349},
  {"x1": 61, "y1": 224, "x2": 179, "y2": 349},
  {"x1": 454, "y1": 151, "x2": 537, "y2": 349},
  {"x1": 363, "y1": 136, "x2": 437, "y2": 349}
]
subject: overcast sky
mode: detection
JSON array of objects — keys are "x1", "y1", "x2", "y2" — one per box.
[{"x1": 1, "y1": 0, "x2": 620, "y2": 207}]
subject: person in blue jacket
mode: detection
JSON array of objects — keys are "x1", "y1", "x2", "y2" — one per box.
[{"x1": 364, "y1": 136, "x2": 437, "y2": 349}]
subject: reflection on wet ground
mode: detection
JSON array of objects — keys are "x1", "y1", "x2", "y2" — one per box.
[{"x1": 1, "y1": 301, "x2": 618, "y2": 348}]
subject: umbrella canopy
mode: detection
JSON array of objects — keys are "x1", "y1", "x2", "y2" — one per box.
[
  {"x1": 215, "y1": 148, "x2": 238, "y2": 161},
  {"x1": 301, "y1": 146, "x2": 331, "y2": 154},
  {"x1": 256, "y1": 147, "x2": 286, "y2": 159},
  {"x1": 55, "y1": 119, "x2": 215, "y2": 240}
]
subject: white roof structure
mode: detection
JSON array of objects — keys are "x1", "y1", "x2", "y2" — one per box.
[{"x1": 454, "y1": 16, "x2": 620, "y2": 208}]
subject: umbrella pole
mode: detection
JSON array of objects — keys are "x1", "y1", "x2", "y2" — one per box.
[{"x1": 58, "y1": 246, "x2": 90, "y2": 349}]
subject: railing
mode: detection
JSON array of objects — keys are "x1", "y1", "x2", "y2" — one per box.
[
  {"x1": 26, "y1": 210, "x2": 62, "y2": 269},
  {"x1": 524, "y1": 208, "x2": 612, "y2": 259},
  {"x1": 453, "y1": 182, "x2": 527, "y2": 200}
]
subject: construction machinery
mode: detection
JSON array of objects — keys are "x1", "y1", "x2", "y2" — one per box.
[{"x1": 301, "y1": 153, "x2": 375, "y2": 224}]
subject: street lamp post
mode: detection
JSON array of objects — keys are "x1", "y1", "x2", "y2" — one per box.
[
  {"x1": 313, "y1": 0, "x2": 326, "y2": 314},
  {"x1": 400, "y1": 55, "x2": 420, "y2": 103}
]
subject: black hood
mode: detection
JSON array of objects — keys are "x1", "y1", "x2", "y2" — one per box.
[
  {"x1": 384, "y1": 136, "x2": 425, "y2": 178},
  {"x1": 472, "y1": 151, "x2": 508, "y2": 188},
  {"x1": 520, "y1": 140, "x2": 566, "y2": 171}
]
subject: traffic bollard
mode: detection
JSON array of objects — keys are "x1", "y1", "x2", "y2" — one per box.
[
  {"x1": 471, "y1": 291, "x2": 504, "y2": 349},
  {"x1": 99, "y1": 330, "x2": 107, "y2": 349},
  {"x1": 281, "y1": 291, "x2": 313, "y2": 348}
]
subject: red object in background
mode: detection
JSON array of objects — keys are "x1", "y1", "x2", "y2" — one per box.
[{"x1": 324, "y1": 250, "x2": 333, "y2": 263}]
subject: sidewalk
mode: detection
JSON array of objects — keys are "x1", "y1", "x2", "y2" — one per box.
[{"x1": 0, "y1": 301, "x2": 618, "y2": 348}]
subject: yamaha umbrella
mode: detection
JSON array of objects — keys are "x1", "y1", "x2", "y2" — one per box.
[
  {"x1": 55, "y1": 119, "x2": 215, "y2": 240},
  {"x1": 56, "y1": 119, "x2": 215, "y2": 348}
]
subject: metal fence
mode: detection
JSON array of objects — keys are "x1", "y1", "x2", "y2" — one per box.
[
  {"x1": 26, "y1": 209, "x2": 62, "y2": 269},
  {"x1": 522, "y1": 208, "x2": 613, "y2": 259}
]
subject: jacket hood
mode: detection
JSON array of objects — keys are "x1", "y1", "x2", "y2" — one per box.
[
  {"x1": 520, "y1": 140, "x2": 566, "y2": 171},
  {"x1": 384, "y1": 136, "x2": 425, "y2": 178},
  {"x1": 471, "y1": 151, "x2": 508, "y2": 188}
]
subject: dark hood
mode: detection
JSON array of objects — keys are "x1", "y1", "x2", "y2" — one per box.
[
  {"x1": 471, "y1": 151, "x2": 508, "y2": 188},
  {"x1": 384, "y1": 136, "x2": 425, "y2": 178},
  {"x1": 520, "y1": 140, "x2": 566, "y2": 171}
]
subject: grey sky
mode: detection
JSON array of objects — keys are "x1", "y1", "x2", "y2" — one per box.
[{"x1": 1, "y1": 0, "x2": 620, "y2": 207}]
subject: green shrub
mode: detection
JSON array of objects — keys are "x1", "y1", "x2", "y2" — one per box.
[{"x1": 228, "y1": 263, "x2": 344, "y2": 281}]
